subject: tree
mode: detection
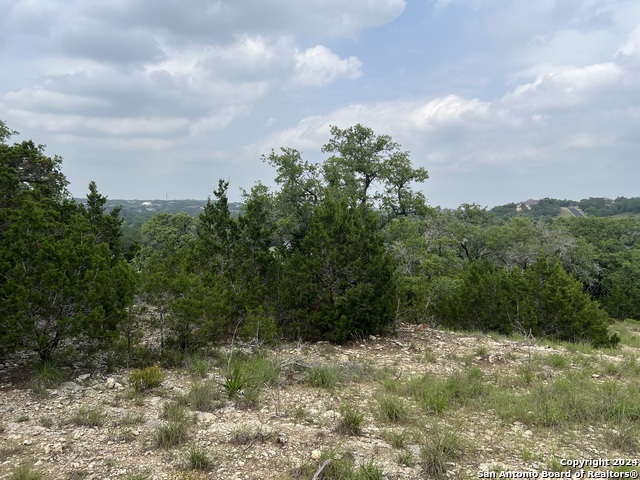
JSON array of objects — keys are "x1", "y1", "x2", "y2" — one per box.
[
  {"x1": 322, "y1": 124, "x2": 429, "y2": 216},
  {"x1": 0, "y1": 122, "x2": 135, "y2": 361},
  {"x1": 1, "y1": 198, "x2": 135, "y2": 361},
  {"x1": 281, "y1": 198, "x2": 397, "y2": 342}
]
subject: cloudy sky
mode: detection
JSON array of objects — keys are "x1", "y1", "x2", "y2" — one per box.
[{"x1": 1, "y1": 0, "x2": 639, "y2": 208}]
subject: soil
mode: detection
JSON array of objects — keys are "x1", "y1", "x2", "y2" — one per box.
[{"x1": 0, "y1": 324, "x2": 638, "y2": 480}]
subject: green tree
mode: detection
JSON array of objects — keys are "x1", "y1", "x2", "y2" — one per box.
[
  {"x1": 281, "y1": 198, "x2": 397, "y2": 342},
  {"x1": 0, "y1": 122, "x2": 134, "y2": 361}
]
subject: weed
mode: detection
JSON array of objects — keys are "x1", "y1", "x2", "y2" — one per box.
[
  {"x1": 187, "y1": 380, "x2": 223, "y2": 412},
  {"x1": 308, "y1": 364, "x2": 341, "y2": 389},
  {"x1": 420, "y1": 427, "x2": 466, "y2": 480},
  {"x1": 186, "y1": 446, "x2": 213, "y2": 471},
  {"x1": 288, "y1": 405, "x2": 311, "y2": 424},
  {"x1": 120, "y1": 412, "x2": 145, "y2": 426},
  {"x1": 155, "y1": 420, "x2": 189, "y2": 448},
  {"x1": 129, "y1": 365, "x2": 164, "y2": 392},
  {"x1": 70, "y1": 407, "x2": 104, "y2": 427},
  {"x1": 336, "y1": 404, "x2": 365, "y2": 436},
  {"x1": 375, "y1": 394, "x2": 409, "y2": 424},
  {"x1": 185, "y1": 355, "x2": 210, "y2": 377},
  {"x1": 397, "y1": 449, "x2": 416, "y2": 467},
  {"x1": 39, "y1": 416, "x2": 54, "y2": 428},
  {"x1": 423, "y1": 348, "x2": 437, "y2": 363},
  {"x1": 545, "y1": 353, "x2": 567, "y2": 369},
  {"x1": 124, "y1": 469, "x2": 151, "y2": 480},
  {"x1": 162, "y1": 402, "x2": 190, "y2": 423},
  {"x1": 9, "y1": 462, "x2": 44, "y2": 480},
  {"x1": 17, "y1": 414, "x2": 29, "y2": 423},
  {"x1": 384, "y1": 429, "x2": 409, "y2": 449},
  {"x1": 356, "y1": 458, "x2": 385, "y2": 479},
  {"x1": 32, "y1": 361, "x2": 64, "y2": 389},
  {"x1": 604, "y1": 422, "x2": 640, "y2": 454}
]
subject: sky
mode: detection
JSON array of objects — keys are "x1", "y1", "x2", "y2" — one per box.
[{"x1": 1, "y1": 0, "x2": 640, "y2": 209}]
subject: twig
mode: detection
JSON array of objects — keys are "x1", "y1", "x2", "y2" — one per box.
[{"x1": 312, "y1": 459, "x2": 332, "y2": 480}]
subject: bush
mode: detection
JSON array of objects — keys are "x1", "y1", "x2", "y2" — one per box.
[
  {"x1": 281, "y1": 199, "x2": 398, "y2": 343},
  {"x1": 436, "y1": 258, "x2": 619, "y2": 347},
  {"x1": 129, "y1": 365, "x2": 164, "y2": 392}
]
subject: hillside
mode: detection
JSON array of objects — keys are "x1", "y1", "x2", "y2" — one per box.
[{"x1": 2, "y1": 322, "x2": 639, "y2": 480}]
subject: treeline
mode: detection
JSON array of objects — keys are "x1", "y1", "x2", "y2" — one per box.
[
  {"x1": 2, "y1": 120, "x2": 637, "y2": 366},
  {"x1": 492, "y1": 197, "x2": 640, "y2": 219}
]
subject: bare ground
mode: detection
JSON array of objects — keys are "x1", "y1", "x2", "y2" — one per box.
[{"x1": 1, "y1": 323, "x2": 639, "y2": 479}]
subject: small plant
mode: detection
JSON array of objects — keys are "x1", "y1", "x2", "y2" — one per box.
[
  {"x1": 474, "y1": 345, "x2": 489, "y2": 357},
  {"x1": 33, "y1": 360, "x2": 65, "y2": 388},
  {"x1": 356, "y1": 458, "x2": 385, "y2": 479},
  {"x1": 420, "y1": 427, "x2": 466, "y2": 480},
  {"x1": 162, "y1": 402, "x2": 190, "y2": 423},
  {"x1": 39, "y1": 416, "x2": 54, "y2": 428},
  {"x1": 9, "y1": 462, "x2": 44, "y2": 480},
  {"x1": 396, "y1": 449, "x2": 416, "y2": 467},
  {"x1": 17, "y1": 414, "x2": 29, "y2": 423},
  {"x1": 185, "y1": 356, "x2": 210, "y2": 377},
  {"x1": 375, "y1": 394, "x2": 409, "y2": 424},
  {"x1": 547, "y1": 353, "x2": 568, "y2": 369},
  {"x1": 124, "y1": 469, "x2": 152, "y2": 480},
  {"x1": 187, "y1": 381, "x2": 223, "y2": 412},
  {"x1": 288, "y1": 405, "x2": 310, "y2": 424},
  {"x1": 221, "y1": 365, "x2": 247, "y2": 399},
  {"x1": 308, "y1": 364, "x2": 341, "y2": 389},
  {"x1": 129, "y1": 365, "x2": 164, "y2": 392},
  {"x1": 384, "y1": 429, "x2": 408, "y2": 449},
  {"x1": 336, "y1": 404, "x2": 365, "y2": 436},
  {"x1": 423, "y1": 348, "x2": 437, "y2": 363},
  {"x1": 155, "y1": 420, "x2": 189, "y2": 448},
  {"x1": 121, "y1": 412, "x2": 145, "y2": 426},
  {"x1": 604, "y1": 422, "x2": 640, "y2": 454},
  {"x1": 187, "y1": 446, "x2": 213, "y2": 471},
  {"x1": 70, "y1": 407, "x2": 104, "y2": 427}
]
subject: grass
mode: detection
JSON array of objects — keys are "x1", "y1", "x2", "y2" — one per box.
[
  {"x1": 186, "y1": 446, "x2": 214, "y2": 471},
  {"x1": 401, "y1": 367, "x2": 489, "y2": 414},
  {"x1": 308, "y1": 364, "x2": 342, "y2": 389},
  {"x1": 186, "y1": 380, "x2": 224, "y2": 412},
  {"x1": 490, "y1": 375, "x2": 640, "y2": 427},
  {"x1": 336, "y1": 404, "x2": 365, "y2": 436},
  {"x1": 420, "y1": 427, "x2": 467, "y2": 480},
  {"x1": 229, "y1": 423, "x2": 271, "y2": 445},
  {"x1": 32, "y1": 360, "x2": 64, "y2": 389},
  {"x1": 124, "y1": 470, "x2": 152, "y2": 480},
  {"x1": 155, "y1": 420, "x2": 189, "y2": 448},
  {"x1": 9, "y1": 462, "x2": 45, "y2": 480},
  {"x1": 374, "y1": 394, "x2": 410, "y2": 424},
  {"x1": 129, "y1": 365, "x2": 164, "y2": 392},
  {"x1": 69, "y1": 407, "x2": 104, "y2": 427}
]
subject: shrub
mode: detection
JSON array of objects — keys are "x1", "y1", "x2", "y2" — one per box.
[
  {"x1": 336, "y1": 404, "x2": 365, "y2": 436},
  {"x1": 186, "y1": 446, "x2": 213, "y2": 471},
  {"x1": 420, "y1": 428, "x2": 466, "y2": 480},
  {"x1": 70, "y1": 407, "x2": 104, "y2": 427},
  {"x1": 155, "y1": 420, "x2": 189, "y2": 448},
  {"x1": 129, "y1": 365, "x2": 164, "y2": 392}
]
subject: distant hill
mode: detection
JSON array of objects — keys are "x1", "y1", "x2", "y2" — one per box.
[
  {"x1": 490, "y1": 196, "x2": 640, "y2": 219},
  {"x1": 75, "y1": 198, "x2": 244, "y2": 247}
]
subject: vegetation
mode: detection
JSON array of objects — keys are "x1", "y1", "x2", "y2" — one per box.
[{"x1": 1, "y1": 117, "x2": 637, "y2": 366}]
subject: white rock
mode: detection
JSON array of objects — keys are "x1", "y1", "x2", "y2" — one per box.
[{"x1": 311, "y1": 449, "x2": 322, "y2": 460}]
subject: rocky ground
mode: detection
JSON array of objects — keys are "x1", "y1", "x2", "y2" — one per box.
[{"x1": 1, "y1": 323, "x2": 639, "y2": 480}]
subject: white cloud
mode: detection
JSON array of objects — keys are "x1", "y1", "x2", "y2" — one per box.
[{"x1": 293, "y1": 46, "x2": 362, "y2": 86}]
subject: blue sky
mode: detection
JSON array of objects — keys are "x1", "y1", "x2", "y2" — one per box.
[{"x1": 1, "y1": 0, "x2": 639, "y2": 208}]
